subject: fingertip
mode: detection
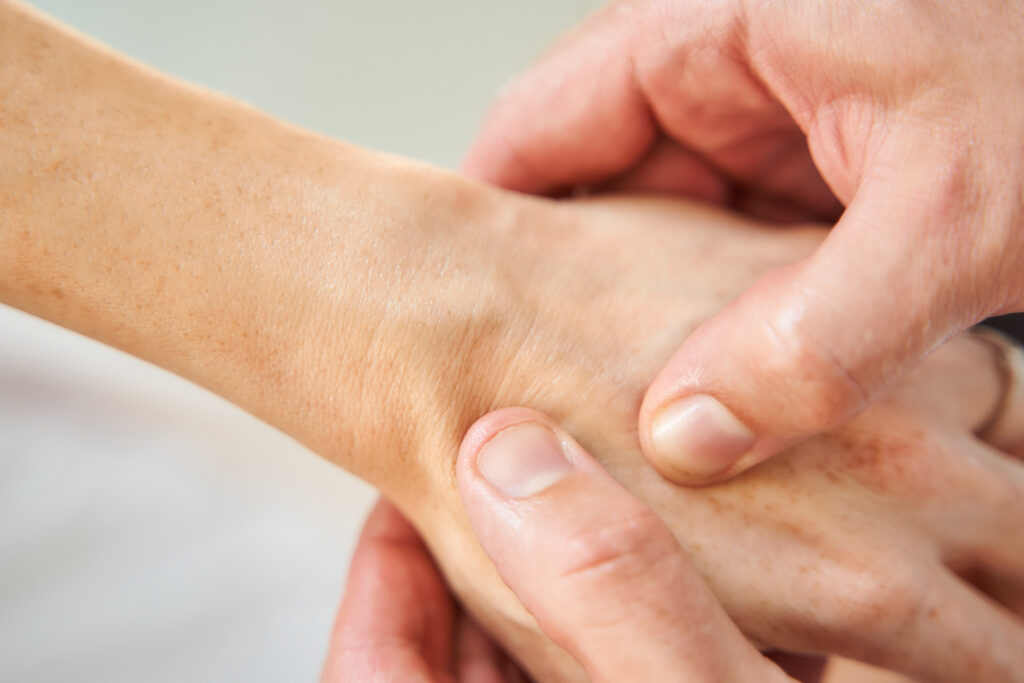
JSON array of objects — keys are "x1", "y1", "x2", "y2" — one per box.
[
  {"x1": 460, "y1": 133, "x2": 553, "y2": 195},
  {"x1": 637, "y1": 257, "x2": 884, "y2": 484},
  {"x1": 458, "y1": 408, "x2": 552, "y2": 467},
  {"x1": 456, "y1": 411, "x2": 785, "y2": 681},
  {"x1": 638, "y1": 202, "x2": 972, "y2": 486},
  {"x1": 645, "y1": 393, "x2": 757, "y2": 484},
  {"x1": 457, "y1": 408, "x2": 561, "y2": 492}
]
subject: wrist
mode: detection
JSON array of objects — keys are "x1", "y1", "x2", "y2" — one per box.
[
  {"x1": 290, "y1": 160, "x2": 544, "y2": 500},
  {"x1": 0, "y1": 1, "x2": 537, "y2": 496}
]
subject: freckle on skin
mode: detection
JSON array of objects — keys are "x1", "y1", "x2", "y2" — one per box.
[{"x1": 50, "y1": 287, "x2": 64, "y2": 299}]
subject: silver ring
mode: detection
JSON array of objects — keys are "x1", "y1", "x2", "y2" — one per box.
[{"x1": 974, "y1": 326, "x2": 1024, "y2": 455}]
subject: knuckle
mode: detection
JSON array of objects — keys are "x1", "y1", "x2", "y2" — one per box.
[
  {"x1": 758, "y1": 310, "x2": 870, "y2": 431},
  {"x1": 820, "y1": 557, "x2": 925, "y2": 637},
  {"x1": 538, "y1": 508, "x2": 687, "y2": 638},
  {"x1": 557, "y1": 507, "x2": 678, "y2": 591}
]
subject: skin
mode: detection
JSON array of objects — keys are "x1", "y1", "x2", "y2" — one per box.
[
  {"x1": 462, "y1": 0, "x2": 1024, "y2": 485},
  {"x1": 322, "y1": 499, "x2": 534, "y2": 683},
  {"x1": 323, "y1": 496, "x2": 828, "y2": 682},
  {"x1": 3, "y1": 3, "x2": 1023, "y2": 681},
  {"x1": 402, "y1": 200, "x2": 1024, "y2": 681}
]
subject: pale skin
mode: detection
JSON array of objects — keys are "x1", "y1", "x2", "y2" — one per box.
[
  {"x1": 463, "y1": 0, "x2": 1024, "y2": 485},
  {"x1": 324, "y1": 473, "x2": 811, "y2": 682},
  {"x1": 3, "y1": 2, "x2": 1023, "y2": 682}
]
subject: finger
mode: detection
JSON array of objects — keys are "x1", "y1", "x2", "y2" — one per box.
[
  {"x1": 802, "y1": 553, "x2": 1024, "y2": 681},
  {"x1": 602, "y1": 136, "x2": 839, "y2": 223},
  {"x1": 455, "y1": 616, "x2": 514, "y2": 683},
  {"x1": 933, "y1": 432, "x2": 1024, "y2": 578},
  {"x1": 598, "y1": 138, "x2": 834, "y2": 225},
  {"x1": 599, "y1": 137, "x2": 731, "y2": 204},
  {"x1": 461, "y1": 3, "x2": 658, "y2": 195},
  {"x1": 621, "y1": 0, "x2": 840, "y2": 219},
  {"x1": 456, "y1": 407, "x2": 790, "y2": 683},
  {"x1": 879, "y1": 568, "x2": 1024, "y2": 682},
  {"x1": 463, "y1": 1, "x2": 840, "y2": 220},
  {"x1": 639, "y1": 162, "x2": 989, "y2": 485},
  {"x1": 322, "y1": 499, "x2": 455, "y2": 682},
  {"x1": 887, "y1": 332, "x2": 1003, "y2": 435}
]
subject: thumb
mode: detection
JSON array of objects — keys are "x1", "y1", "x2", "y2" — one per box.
[
  {"x1": 456, "y1": 407, "x2": 788, "y2": 683},
  {"x1": 639, "y1": 173, "x2": 992, "y2": 484}
]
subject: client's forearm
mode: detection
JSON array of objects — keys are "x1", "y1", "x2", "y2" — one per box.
[{"x1": 0, "y1": 1, "x2": 520, "y2": 492}]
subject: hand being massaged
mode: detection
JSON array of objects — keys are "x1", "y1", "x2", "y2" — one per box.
[
  {"x1": 2, "y1": 3, "x2": 1023, "y2": 682},
  {"x1": 325, "y1": 195, "x2": 1024, "y2": 683},
  {"x1": 326, "y1": 331, "x2": 1024, "y2": 683},
  {"x1": 465, "y1": 0, "x2": 1024, "y2": 487}
]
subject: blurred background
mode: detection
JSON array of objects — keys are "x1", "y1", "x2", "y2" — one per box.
[
  {"x1": 4, "y1": 2, "x2": 1021, "y2": 682},
  {"x1": 0, "y1": 1, "x2": 602, "y2": 681}
]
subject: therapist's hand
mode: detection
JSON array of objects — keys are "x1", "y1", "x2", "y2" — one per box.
[
  {"x1": 321, "y1": 499, "x2": 532, "y2": 682},
  {"x1": 464, "y1": 0, "x2": 1024, "y2": 484},
  {"x1": 455, "y1": 408, "x2": 813, "y2": 683},
  {"x1": 322, "y1": 452, "x2": 825, "y2": 683}
]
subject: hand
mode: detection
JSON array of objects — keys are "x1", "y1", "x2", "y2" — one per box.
[
  {"x1": 320, "y1": 499, "x2": 532, "y2": 683},
  {"x1": 464, "y1": 0, "x2": 1024, "y2": 484},
  {"x1": 456, "y1": 409, "x2": 823, "y2": 683},
  {"x1": 396, "y1": 198, "x2": 1024, "y2": 682},
  {"x1": 7, "y1": 9, "x2": 1022, "y2": 678},
  {"x1": 432, "y1": 351, "x2": 1024, "y2": 681},
  {"x1": 323, "y1": 488, "x2": 825, "y2": 683}
]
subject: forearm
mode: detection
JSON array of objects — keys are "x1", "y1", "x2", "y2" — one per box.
[
  {"x1": 0, "y1": 5, "x2": 328, "y2": 379},
  {"x1": 0, "y1": 1, "x2": 519, "y2": 491}
]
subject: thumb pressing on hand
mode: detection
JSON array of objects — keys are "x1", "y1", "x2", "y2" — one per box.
[
  {"x1": 457, "y1": 407, "x2": 791, "y2": 683},
  {"x1": 639, "y1": 168, "x2": 1009, "y2": 484}
]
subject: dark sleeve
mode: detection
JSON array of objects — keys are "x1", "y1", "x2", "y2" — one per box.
[{"x1": 983, "y1": 313, "x2": 1024, "y2": 344}]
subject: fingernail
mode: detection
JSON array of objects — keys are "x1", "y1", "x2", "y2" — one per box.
[
  {"x1": 650, "y1": 395, "x2": 755, "y2": 478},
  {"x1": 477, "y1": 423, "x2": 572, "y2": 498}
]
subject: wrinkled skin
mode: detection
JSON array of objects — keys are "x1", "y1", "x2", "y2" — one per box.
[
  {"x1": 464, "y1": 0, "x2": 1024, "y2": 487},
  {"x1": 323, "y1": 494, "x2": 828, "y2": 682},
  {"x1": 6, "y1": 5, "x2": 1020, "y2": 681},
  {"x1": 391, "y1": 196, "x2": 1024, "y2": 682}
]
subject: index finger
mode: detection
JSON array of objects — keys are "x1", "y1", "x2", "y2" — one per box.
[
  {"x1": 462, "y1": 2, "x2": 656, "y2": 194},
  {"x1": 321, "y1": 500, "x2": 455, "y2": 682}
]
